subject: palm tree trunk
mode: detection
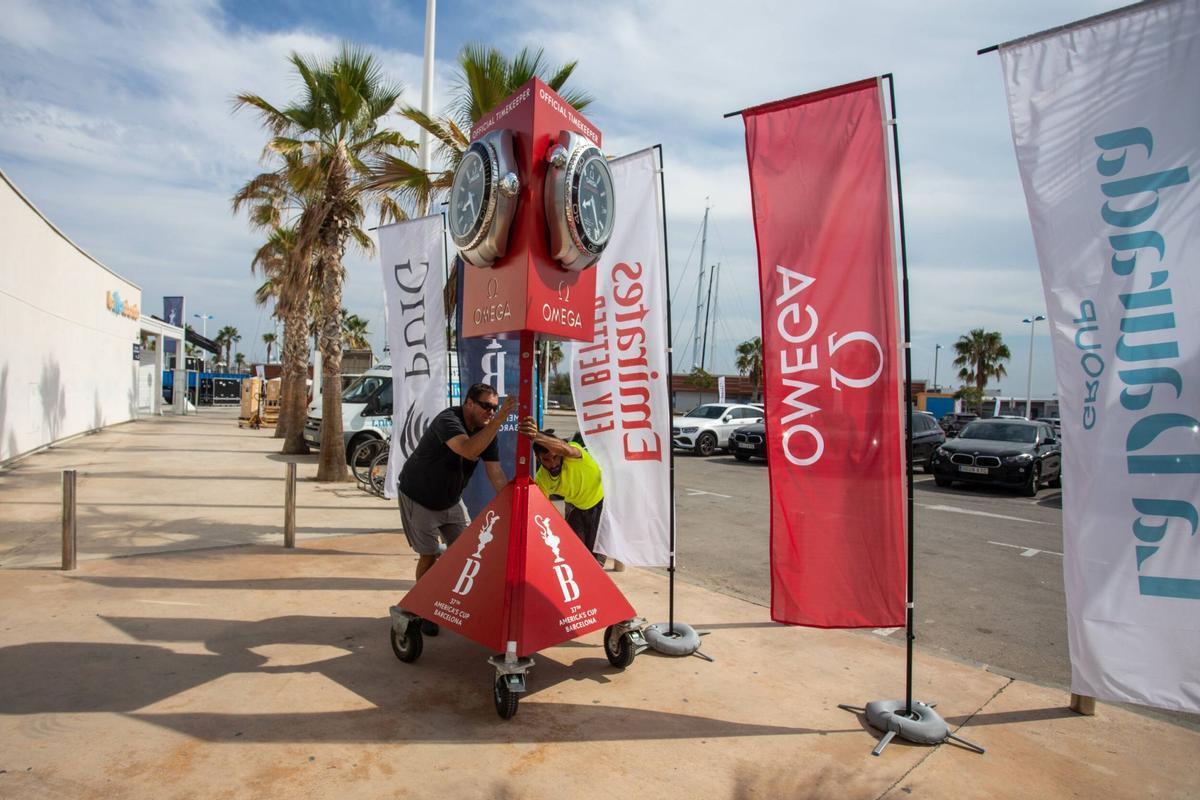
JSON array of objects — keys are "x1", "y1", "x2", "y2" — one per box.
[
  {"x1": 279, "y1": 305, "x2": 310, "y2": 453},
  {"x1": 316, "y1": 253, "x2": 349, "y2": 481}
]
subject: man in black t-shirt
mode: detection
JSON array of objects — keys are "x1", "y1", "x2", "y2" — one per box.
[{"x1": 397, "y1": 383, "x2": 515, "y2": 588}]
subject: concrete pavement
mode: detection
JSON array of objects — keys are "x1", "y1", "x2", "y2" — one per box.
[{"x1": 1, "y1": 410, "x2": 1197, "y2": 799}]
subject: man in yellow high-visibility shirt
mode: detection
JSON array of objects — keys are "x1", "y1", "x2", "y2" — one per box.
[{"x1": 518, "y1": 416, "x2": 606, "y2": 565}]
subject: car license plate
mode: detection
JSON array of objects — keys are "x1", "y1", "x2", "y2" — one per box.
[
  {"x1": 959, "y1": 465, "x2": 989, "y2": 474},
  {"x1": 738, "y1": 442, "x2": 755, "y2": 450}
]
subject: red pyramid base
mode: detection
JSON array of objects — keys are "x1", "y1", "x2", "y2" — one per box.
[{"x1": 399, "y1": 481, "x2": 636, "y2": 657}]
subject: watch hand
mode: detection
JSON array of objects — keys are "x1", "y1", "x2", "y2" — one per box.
[{"x1": 588, "y1": 197, "x2": 599, "y2": 231}]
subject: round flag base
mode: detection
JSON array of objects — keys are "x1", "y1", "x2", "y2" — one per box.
[{"x1": 857, "y1": 699, "x2": 986, "y2": 756}]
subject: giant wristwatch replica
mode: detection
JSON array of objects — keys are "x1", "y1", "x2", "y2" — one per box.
[
  {"x1": 544, "y1": 130, "x2": 615, "y2": 271},
  {"x1": 448, "y1": 129, "x2": 521, "y2": 268}
]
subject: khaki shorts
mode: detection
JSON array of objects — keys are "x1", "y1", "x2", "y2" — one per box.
[{"x1": 398, "y1": 492, "x2": 469, "y2": 556}]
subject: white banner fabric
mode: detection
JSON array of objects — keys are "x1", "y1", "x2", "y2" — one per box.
[
  {"x1": 570, "y1": 148, "x2": 671, "y2": 566},
  {"x1": 379, "y1": 215, "x2": 449, "y2": 500},
  {"x1": 1000, "y1": 0, "x2": 1200, "y2": 712}
]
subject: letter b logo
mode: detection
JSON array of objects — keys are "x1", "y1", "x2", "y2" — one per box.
[
  {"x1": 453, "y1": 558, "x2": 481, "y2": 596},
  {"x1": 553, "y1": 564, "x2": 580, "y2": 603}
]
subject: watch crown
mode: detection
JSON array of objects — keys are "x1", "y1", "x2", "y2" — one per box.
[
  {"x1": 499, "y1": 172, "x2": 520, "y2": 197},
  {"x1": 547, "y1": 145, "x2": 568, "y2": 168}
]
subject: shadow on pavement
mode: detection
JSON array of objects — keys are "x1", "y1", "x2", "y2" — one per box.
[{"x1": 0, "y1": 613, "x2": 850, "y2": 744}]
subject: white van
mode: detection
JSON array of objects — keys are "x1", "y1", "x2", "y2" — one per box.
[{"x1": 303, "y1": 362, "x2": 393, "y2": 462}]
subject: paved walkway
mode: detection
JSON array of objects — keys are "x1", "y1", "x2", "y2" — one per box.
[{"x1": 0, "y1": 412, "x2": 1197, "y2": 798}]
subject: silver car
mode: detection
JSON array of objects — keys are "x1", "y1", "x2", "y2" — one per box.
[{"x1": 672, "y1": 403, "x2": 765, "y2": 456}]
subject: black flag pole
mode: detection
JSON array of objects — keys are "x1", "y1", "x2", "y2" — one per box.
[
  {"x1": 882, "y1": 73, "x2": 918, "y2": 720},
  {"x1": 654, "y1": 143, "x2": 679, "y2": 636},
  {"x1": 843, "y1": 74, "x2": 984, "y2": 756}
]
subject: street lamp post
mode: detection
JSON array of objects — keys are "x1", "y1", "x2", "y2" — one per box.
[
  {"x1": 1022, "y1": 314, "x2": 1046, "y2": 419},
  {"x1": 933, "y1": 344, "x2": 942, "y2": 392},
  {"x1": 193, "y1": 313, "x2": 213, "y2": 373}
]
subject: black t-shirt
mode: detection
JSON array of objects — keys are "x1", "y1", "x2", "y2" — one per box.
[{"x1": 398, "y1": 406, "x2": 499, "y2": 510}]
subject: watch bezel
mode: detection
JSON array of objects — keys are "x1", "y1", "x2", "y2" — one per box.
[
  {"x1": 449, "y1": 142, "x2": 497, "y2": 252},
  {"x1": 568, "y1": 147, "x2": 614, "y2": 256}
]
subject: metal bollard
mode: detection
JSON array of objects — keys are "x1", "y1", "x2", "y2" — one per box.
[
  {"x1": 62, "y1": 469, "x2": 77, "y2": 570},
  {"x1": 284, "y1": 462, "x2": 296, "y2": 548}
]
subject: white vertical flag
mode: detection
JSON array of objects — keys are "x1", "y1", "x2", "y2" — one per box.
[
  {"x1": 571, "y1": 148, "x2": 671, "y2": 566},
  {"x1": 1000, "y1": 0, "x2": 1200, "y2": 712},
  {"x1": 378, "y1": 216, "x2": 449, "y2": 499}
]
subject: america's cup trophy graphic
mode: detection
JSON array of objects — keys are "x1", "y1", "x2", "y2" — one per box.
[{"x1": 389, "y1": 78, "x2": 647, "y2": 719}]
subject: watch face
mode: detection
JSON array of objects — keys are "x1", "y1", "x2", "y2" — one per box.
[
  {"x1": 449, "y1": 148, "x2": 488, "y2": 242},
  {"x1": 573, "y1": 152, "x2": 614, "y2": 251}
]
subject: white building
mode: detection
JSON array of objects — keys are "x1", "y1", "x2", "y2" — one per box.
[{"x1": 0, "y1": 168, "x2": 184, "y2": 464}]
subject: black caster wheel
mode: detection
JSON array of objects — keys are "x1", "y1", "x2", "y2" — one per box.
[
  {"x1": 604, "y1": 624, "x2": 635, "y2": 668},
  {"x1": 391, "y1": 619, "x2": 423, "y2": 663},
  {"x1": 493, "y1": 676, "x2": 519, "y2": 719}
]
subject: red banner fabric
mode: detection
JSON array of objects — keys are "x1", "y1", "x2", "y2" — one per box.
[{"x1": 743, "y1": 78, "x2": 906, "y2": 628}]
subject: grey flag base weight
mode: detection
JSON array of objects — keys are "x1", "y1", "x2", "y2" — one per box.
[{"x1": 838, "y1": 701, "x2": 986, "y2": 756}]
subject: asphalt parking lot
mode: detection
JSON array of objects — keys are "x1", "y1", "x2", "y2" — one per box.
[{"x1": 547, "y1": 412, "x2": 1069, "y2": 689}]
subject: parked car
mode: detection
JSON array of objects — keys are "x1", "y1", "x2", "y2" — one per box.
[
  {"x1": 729, "y1": 422, "x2": 767, "y2": 461},
  {"x1": 911, "y1": 411, "x2": 946, "y2": 472},
  {"x1": 672, "y1": 403, "x2": 764, "y2": 456},
  {"x1": 939, "y1": 412, "x2": 979, "y2": 437},
  {"x1": 1041, "y1": 416, "x2": 1062, "y2": 437},
  {"x1": 930, "y1": 418, "x2": 1062, "y2": 496}
]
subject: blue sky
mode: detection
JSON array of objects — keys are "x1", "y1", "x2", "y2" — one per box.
[{"x1": 0, "y1": 0, "x2": 1119, "y2": 395}]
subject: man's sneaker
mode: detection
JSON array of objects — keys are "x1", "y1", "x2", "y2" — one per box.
[{"x1": 420, "y1": 618, "x2": 439, "y2": 637}]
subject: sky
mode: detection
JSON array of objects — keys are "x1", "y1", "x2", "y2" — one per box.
[{"x1": 0, "y1": 0, "x2": 1122, "y2": 396}]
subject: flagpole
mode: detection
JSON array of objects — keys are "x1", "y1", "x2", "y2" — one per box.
[
  {"x1": 654, "y1": 143, "x2": 678, "y2": 635},
  {"x1": 882, "y1": 72, "x2": 917, "y2": 719}
]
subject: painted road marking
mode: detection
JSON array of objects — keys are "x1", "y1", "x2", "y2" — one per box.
[
  {"x1": 684, "y1": 488, "x2": 733, "y2": 499},
  {"x1": 872, "y1": 627, "x2": 900, "y2": 637},
  {"x1": 137, "y1": 599, "x2": 204, "y2": 606},
  {"x1": 918, "y1": 503, "x2": 1053, "y2": 526},
  {"x1": 988, "y1": 541, "x2": 1063, "y2": 558}
]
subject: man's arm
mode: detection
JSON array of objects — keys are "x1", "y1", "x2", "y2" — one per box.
[
  {"x1": 516, "y1": 417, "x2": 582, "y2": 459},
  {"x1": 445, "y1": 395, "x2": 518, "y2": 461},
  {"x1": 484, "y1": 460, "x2": 507, "y2": 493}
]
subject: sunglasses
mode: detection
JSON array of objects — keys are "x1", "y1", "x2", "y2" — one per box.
[{"x1": 474, "y1": 398, "x2": 500, "y2": 413}]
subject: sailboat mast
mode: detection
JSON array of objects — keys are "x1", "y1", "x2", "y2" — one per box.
[{"x1": 692, "y1": 199, "x2": 710, "y2": 369}]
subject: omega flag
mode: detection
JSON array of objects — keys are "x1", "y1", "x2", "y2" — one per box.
[
  {"x1": 999, "y1": 0, "x2": 1200, "y2": 712},
  {"x1": 570, "y1": 148, "x2": 671, "y2": 566},
  {"x1": 742, "y1": 78, "x2": 906, "y2": 627},
  {"x1": 378, "y1": 216, "x2": 449, "y2": 499}
]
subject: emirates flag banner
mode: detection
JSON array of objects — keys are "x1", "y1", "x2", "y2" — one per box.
[
  {"x1": 378, "y1": 216, "x2": 449, "y2": 499},
  {"x1": 1000, "y1": 0, "x2": 1200, "y2": 712},
  {"x1": 570, "y1": 148, "x2": 671, "y2": 566},
  {"x1": 742, "y1": 78, "x2": 906, "y2": 628}
]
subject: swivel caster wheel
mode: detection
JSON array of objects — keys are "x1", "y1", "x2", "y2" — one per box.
[
  {"x1": 493, "y1": 675, "x2": 520, "y2": 719},
  {"x1": 391, "y1": 619, "x2": 423, "y2": 663},
  {"x1": 604, "y1": 624, "x2": 636, "y2": 668}
]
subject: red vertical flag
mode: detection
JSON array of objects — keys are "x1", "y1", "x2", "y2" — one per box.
[{"x1": 742, "y1": 78, "x2": 906, "y2": 628}]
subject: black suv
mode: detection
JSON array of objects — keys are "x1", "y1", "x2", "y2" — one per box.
[
  {"x1": 939, "y1": 412, "x2": 979, "y2": 438},
  {"x1": 911, "y1": 411, "x2": 946, "y2": 472}
]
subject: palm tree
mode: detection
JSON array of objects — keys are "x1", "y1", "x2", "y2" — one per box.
[
  {"x1": 688, "y1": 367, "x2": 715, "y2": 406},
  {"x1": 371, "y1": 45, "x2": 592, "y2": 213},
  {"x1": 216, "y1": 325, "x2": 240, "y2": 370},
  {"x1": 735, "y1": 337, "x2": 763, "y2": 401},
  {"x1": 342, "y1": 312, "x2": 371, "y2": 350},
  {"x1": 235, "y1": 352, "x2": 247, "y2": 372},
  {"x1": 235, "y1": 45, "x2": 415, "y2": 479},
  {"x1": 262, "y1": 332, "x2": 277, "y2": 364},
  {"x1": 537, "y1": 340, "x2": 564, "y2": 408},
  {"x1": 953, "y1": 329, "x2": 1011, "y2": 413}
]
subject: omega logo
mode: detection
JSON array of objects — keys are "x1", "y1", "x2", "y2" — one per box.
[
  {"x1": 487, "y1": 278, "x2": 498, "y2": 299},
  {"x1": 557, "y1": 281, "x2": 571, "y2": 303}
]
